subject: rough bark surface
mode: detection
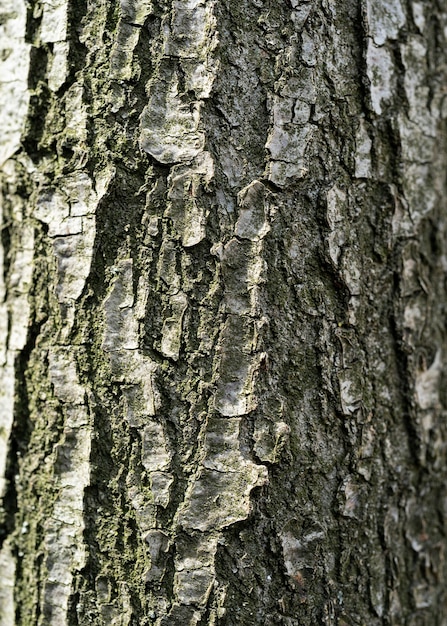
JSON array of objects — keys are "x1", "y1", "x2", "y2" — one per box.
[{"x1": 1, "y1": 0, "x2": 447, "y2": 624}]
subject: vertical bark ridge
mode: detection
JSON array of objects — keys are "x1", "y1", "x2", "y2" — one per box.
[
  {"x1": 1, "y1": 0, "x2": 115, "y2": 623},
  {"x1": 0, "y1": 2, "x2": 32, "y2": 619}
]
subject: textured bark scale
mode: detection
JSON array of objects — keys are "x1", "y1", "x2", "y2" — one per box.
[{"x1": 1, "y1": 0, "x2": 447, "y2": 624}]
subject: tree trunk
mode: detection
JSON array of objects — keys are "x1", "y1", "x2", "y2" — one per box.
[{"x1": 1, "y1": 0, "x2": 447, "y2": 624}]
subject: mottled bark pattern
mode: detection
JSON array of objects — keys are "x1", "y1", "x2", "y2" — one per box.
[{"x1": 1, "y1": 0, "x2": 447, "y2": 624}]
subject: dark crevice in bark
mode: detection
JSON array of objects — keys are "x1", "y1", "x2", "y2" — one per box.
[
  {"x1": 391, "y1": 40, "x2": 411, "y2": 118},
  {"x1": 66, "y1": 0, "x2": 89, "y2": 88},
  {"x1": 104, "y1": 0, "x2": 122, "y2": 35},
  {"x1": 25, "y1": 4, "x2": 42, "y2": 44},
  {"x1": 9, "y1": 345, "x2": 46, "y2": 626},
  {"x1": 67, "y1": 589, "x2": 80, "y2": 626},
  {"x1": 0, "y1": 203, "x2": 12, "y2": 288},
  {"x1": 27, "y1": 46, "x2": 50, "y2": 92},
  {"x1": 81, "y1": 393, "x2": 117, "y2": 593},
  {"x1": 90, "y1": 168, "x2": 148, "y2": 284},
  {"x1": 80, "y1": 389, "x2": 141, "y2": 618},
  {"x1": 389, "y1": 274, "x2": 421, "y2": 468},
  {"x1": 22, "y1": 56, "x2": 51, "y2": 162}
]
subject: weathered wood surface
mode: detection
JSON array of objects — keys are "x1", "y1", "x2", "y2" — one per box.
[{"x1": 1, "y1": 0, "x2": 447, "y2": 624}]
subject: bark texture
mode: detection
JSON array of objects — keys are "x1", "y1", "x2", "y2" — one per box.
[{"x1": 1, "y1": 0, "x2": 447, "y2": 624}]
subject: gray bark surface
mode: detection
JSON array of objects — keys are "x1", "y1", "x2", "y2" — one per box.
[{"x1": 1, "y1": 0, "x2": 447, "y2": 624}]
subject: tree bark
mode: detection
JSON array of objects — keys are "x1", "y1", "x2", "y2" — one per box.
[{"x1": 1, "y1": 0, "x2": 447, "y2": 624}]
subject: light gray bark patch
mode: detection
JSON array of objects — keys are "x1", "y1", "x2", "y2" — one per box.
[
  {"x1": 140, "y1": 66, "x2": 205, "y2": 163},
  {"x1": 110, "y1": 0, "x2": 152, "y2": 80},
  {"x1": 160, "y1": 291, "x2": 188, "y2": 360},
  {"x1": 120, "y1": 0, "x2": 151, "y2": 24},
  {"x1": 47, "y1": 43, "x2": 69, "y2": 92},
  {"x1": 411, "y1": 2, "x2": 426, "y2": 33},
  {"x1": 338, "y1": 475, "x2": 366, "y2": 519},
  {"x1": 166, "y1": 152, "x2": 214, "y2": 247},
  {"x1": 366, "y1": 41, "x2": 394, "y2": 115},
  {"x1": 110, "y1": 22, "x2": 142, "y2": 81},
  {"x1": 177, "y1": 465, "x2": 267, "y2": 532},
  {"x1": 41, "y1": 349, "x2": 91, "y2": 625},
  {"x1": 336, "y1": 328, "x2": 365, "y2": 415},
  {"x1": 123, "y1": 384, "x2": 156, "y2": 427},
  {"x1": 415, "y1": 350, "x2": 442, "y2": 410},
  {"x1": 35, "y1": 170, "x2": 113, "y2": 335},
  {"x1": 156, "y1": 239, "x2": 182, "y2": 294},
  {"x1": 214, "y1": 315, "x2": 257, "y2": 417},
  {"x1": 265, "y1": 125, "x2": 313, "y2": 186},
  {"x1": 167, "y1": 0, "x2": 218, "y2": 98},
  {"x1": 0, "y1": 0, "x2": 30, "y2": 166},
  {"x1": 265, "y1": 63, "x2": 316, "y2": 186},
  {"x1": 175, "y1": 567, "x2": 215, "y2": 606},
  {"x1": 4, "y1": 222, "x2": 34, "y2": 352},
  {"x1": 365, "y1": 0, "x2": 406, "y2": 45},
  {"x1": 301, "y1": 31, "x2": 316, "y2": 66},
  {"x1": 0, "y1": 541, "x2": 15, "y2": 626},
  {"x1": 235, "y1": 180, "x2": 270, "y2": 241},
  {"x1": 142, "y1": 422, "x2": 172, "y2": 472},
  {"x1": 177, "y1": 416, "x2": 267, "y2": 535},
  {"x1": 144, "y1": 530, "x2": 170, "y2": 582},
  {"x1": 150, "y1": 471, "x2": 174, "y2": 507},
  {"x1": 139, "y1": 0, "x2": 218, "y2": 163},
  {"x1": 40, "y1": 0, "x2": 68, "y2": 43},
  {"x1": 202, "y1": 416, "x2": 243, "y2": 472},
  {"x1": 368, "y1": 550, "x2": 386, "y2": 617},
  {"x1": 326, "y1": 185, "x2": 347, "y2": 267},
  {"x1": 173, "y1": 533, "x2": 219, "y2": 607},
  {"x1": 48, "y1": 350, "x2": 86, "y2": 405},
  {"x1": 102, "y1": 259, "x2": 139, "y2": 354},
  {"x1": 354, "y1": 118, "x2": 372, "y2": 178}
]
